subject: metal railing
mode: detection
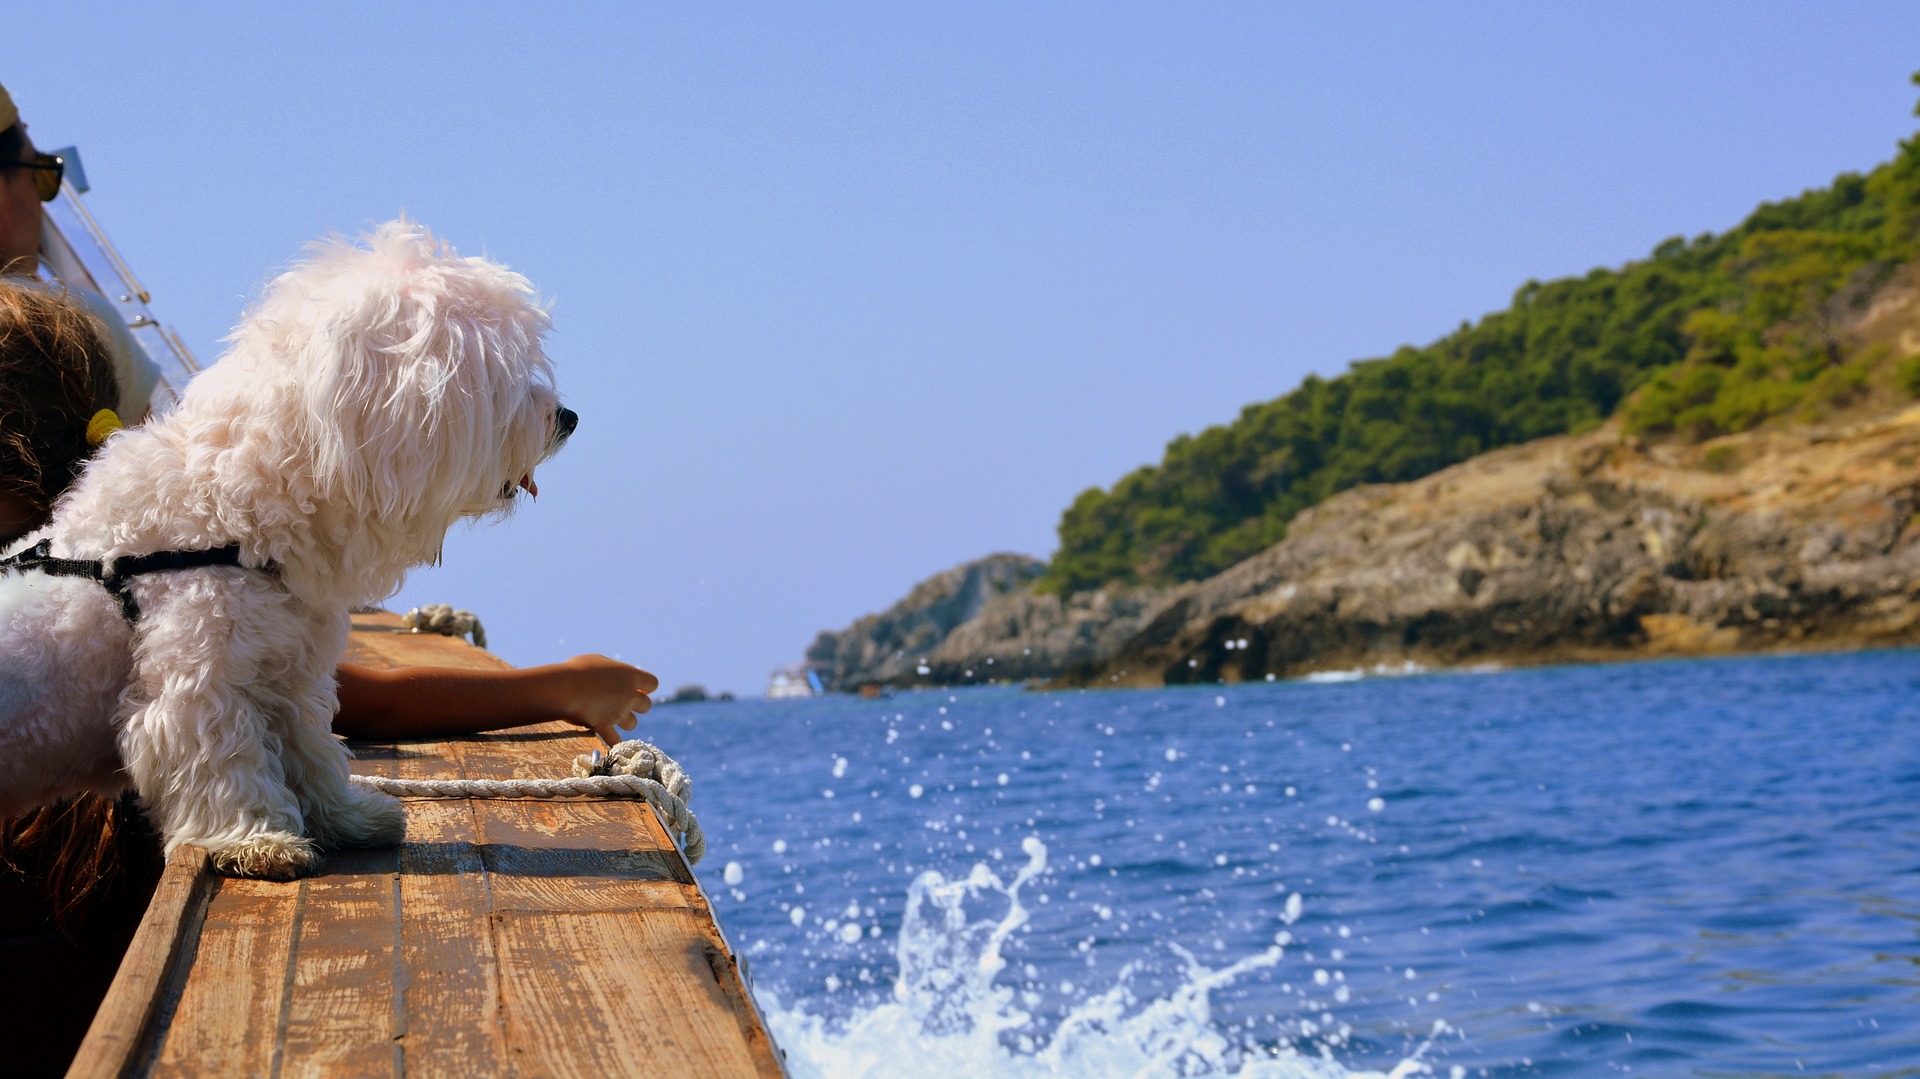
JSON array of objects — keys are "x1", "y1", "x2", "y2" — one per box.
[{"x1": 35, "y1": 145, "x2": 199, "y2": 413}]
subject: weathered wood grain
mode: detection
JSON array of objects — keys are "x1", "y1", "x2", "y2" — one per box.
[
  {"x1": 495, "y1": 910, "x2": 778, "y2": 1079},
  {"x1": 278, "y1": 847, "x2": 402, "y2": 1079},
  {"x1": 344, "y1": 615, "x2": 508, "y2": 673},
  {"x1": 395, "y1": 798, "x2": 504, "y2": 1078},
  {"x1": 65, "y1": 847, "x2": 213, "y2": 1079},
  {"x1": 144, "y1": 877, "x2": 297, "y2": 1079}
]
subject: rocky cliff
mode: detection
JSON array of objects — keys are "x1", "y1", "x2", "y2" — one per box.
[
  {"x1": 915, "y1": 579, "x2": 1183, "y2": 684},
  {"x1": 1048, "y1": 261, "x2": 1920, "y2": 685},
  {"x1": 806, "y1": 554, "x2": 1186, "y2": 687},
  {"x1": 1057, "y1": 410, "x2": 1920, "y2": 686},
  {"x1": 810, "y1": 408, "x2": 1920, "y2": 689},
  {"x1": 805, "y1": 553, "x2": 1048, "y2": 688}
]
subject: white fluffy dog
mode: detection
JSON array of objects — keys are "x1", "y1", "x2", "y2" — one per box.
[{"x1": 0, "y1": 221, "x2": 570, "y2": 879}]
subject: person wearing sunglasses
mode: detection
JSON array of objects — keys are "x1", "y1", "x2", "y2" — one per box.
[
  {"x1": 2, "y1": 142, "x2": 60, "y2": 202},
  {"x1": 0, "y1": 83, "x2": 163, "y2": 422},
  {"x1": 0, "y1": 95, "x2": 62, "y2": 275}
]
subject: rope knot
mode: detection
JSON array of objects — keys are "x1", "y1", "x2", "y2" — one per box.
[
  {"x1": 402, "y1": 603, "x2": 487, "y2": 649},
  {"x1": 348, "y1": 737, "x2": 704, "y2": 864},
  {"x1": 575, "y1": 739, "x2": 693, "y2": 803}
]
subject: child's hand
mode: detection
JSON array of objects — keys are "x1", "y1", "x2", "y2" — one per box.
[{"x1": 550, "y1": 654, "x2": 660, "y2": 746}]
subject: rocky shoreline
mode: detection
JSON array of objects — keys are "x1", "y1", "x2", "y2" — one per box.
[{"x1": 807, "y1": 407, "x2": 1920, "y2": 690}]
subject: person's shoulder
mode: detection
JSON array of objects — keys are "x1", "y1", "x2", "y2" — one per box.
[
  {"x1": 47, "y1": 281, "x2": 130, "y2": 339},
  {"x1": 36, "y1": 279, "x2": 160, "y2": 419}
]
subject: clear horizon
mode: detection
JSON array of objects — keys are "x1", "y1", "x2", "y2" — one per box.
[{"x1": 14, "y1": 3, "x2": 1920, "y2": 695}]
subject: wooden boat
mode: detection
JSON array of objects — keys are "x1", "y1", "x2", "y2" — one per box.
[{"x1": 64, "y1": 612, "x2": 787, "y2": 1078}]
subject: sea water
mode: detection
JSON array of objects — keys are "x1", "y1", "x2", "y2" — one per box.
[{"x1": 646, "y1": 649, "x2": 1920, "y2": 1076}]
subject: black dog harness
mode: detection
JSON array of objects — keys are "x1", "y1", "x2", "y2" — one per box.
[{"x1": 0, "y1": 540, "x2": 275, "y2": 622}]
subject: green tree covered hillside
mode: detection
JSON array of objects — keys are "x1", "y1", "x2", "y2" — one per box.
[{"x1": 1044, "y1": 83, "x2": 1920, "y2": 595}]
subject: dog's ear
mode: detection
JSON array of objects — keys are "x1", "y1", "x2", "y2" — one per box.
[{"x1": 247, "y1": 222, "x2": 555, "y2": 527}]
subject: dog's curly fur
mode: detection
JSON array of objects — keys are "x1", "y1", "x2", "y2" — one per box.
[{"x1": 0, "y1": 221, "x2": 565, "y2": 879}]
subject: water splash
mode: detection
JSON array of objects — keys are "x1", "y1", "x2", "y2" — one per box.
[
  {"x1": 762, "y1": 837, "x2": 1442, "y2": 1078},
  {"x1": 1300, "y1": 661, "x2": 1430, "y2": 684}
]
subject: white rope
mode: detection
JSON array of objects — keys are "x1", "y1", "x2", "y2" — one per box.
[
  {"x1": 347, "y1": 738, "x2": 705, "y2": 864},
  {"x1": 401, "y1": 603, "x2": 487, "y2": 649}
]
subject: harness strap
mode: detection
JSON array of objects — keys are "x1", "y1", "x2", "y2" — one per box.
[{"x1": 0, "y1": 540, "x2": 262, "y2": 622}]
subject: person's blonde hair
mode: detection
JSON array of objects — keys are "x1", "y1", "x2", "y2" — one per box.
[{"x1": 0, "y1": 281, "x2": 118, "y2": 521}]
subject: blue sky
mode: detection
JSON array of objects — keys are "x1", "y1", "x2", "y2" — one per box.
[{"x1": 10, "y1": 4, "x2": 1920, "y2": 695}]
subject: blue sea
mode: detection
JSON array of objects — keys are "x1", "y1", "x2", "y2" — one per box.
[{"x1": 646, "y1": 649, "x2": 1920, "y2": 1077}]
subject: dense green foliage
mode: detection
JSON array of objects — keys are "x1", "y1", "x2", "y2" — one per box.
[{"x1": 1044, "y1": 86, "x2": 1920, "y2": 594}]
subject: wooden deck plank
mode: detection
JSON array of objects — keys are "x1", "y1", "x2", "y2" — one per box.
[
  {"x1": 343, "y1": 617, "x2": 509, "y2": 673},
  {"x1": 65, "y1": 848, "x2": 214, "y2": 1079},
  {"x1": 68, "y1": 613, "x2": 784, "y2": 1079},
  {"x1": 279, "y1": 847, "x2": 403, "y2": 1079},
  {"x1": 144, "y1": 878, "x2": 297, "y2": 1079},
  {"x1": 442, "y1": 724, "x2": 601, "y2": 780},
  {"x1": 494, "y1": 910, "x2": 774, "y2": 1079},
  {"x1": 477, "y1": 799, "x2": 689, "y2": 885},
  {"x1": 396, "y1": 799, "x2": 504, "y2": 1079}
]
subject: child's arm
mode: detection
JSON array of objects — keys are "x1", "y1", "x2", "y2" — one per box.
[{"x1": 333, "y1": 655, "x2": 660, "y2": 746}]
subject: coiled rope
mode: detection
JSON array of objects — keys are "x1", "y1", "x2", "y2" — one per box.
[
  {"x1": 401, "y1": 603, "x2": 487, "y2": 649},
  {"x1": 347, "y1": 738, "x2": 705, "y2": 864}
]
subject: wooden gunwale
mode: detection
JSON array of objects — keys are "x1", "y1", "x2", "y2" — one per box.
[
  {"x1": 66, "y1": 612, "x2": 784, "y2": 1078},
  {"x1": 63, "y1": 847, "x2": 213, "y2": 1078}
]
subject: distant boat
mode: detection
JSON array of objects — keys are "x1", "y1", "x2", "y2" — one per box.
[{"x1": 767, "y1": 663, "x2": 824, "y2": 700}]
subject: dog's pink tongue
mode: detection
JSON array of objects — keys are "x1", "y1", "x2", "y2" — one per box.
[{"x1": 518, "y1": 473, "x2": 539, "y2": 498}]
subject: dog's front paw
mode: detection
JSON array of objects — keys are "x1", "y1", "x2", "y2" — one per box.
[
  {"x1": 311, "y1": 785, "x2": 406, "y2": 849},
  {"x1": 209, "y1": 832, "x2": 319, "y2": 881}
]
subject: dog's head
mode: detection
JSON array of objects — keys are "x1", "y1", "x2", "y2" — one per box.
[{"x1": 212, "y1": 220, "x2": 568, "y2": 572}]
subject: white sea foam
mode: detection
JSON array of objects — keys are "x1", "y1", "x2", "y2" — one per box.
[
  {"x1": 760, "y1": 838, "x2": 1441, "y2": 1078},
  {"x1": 1300, "y1": 661, "x2": 1429, "y2": 684}
]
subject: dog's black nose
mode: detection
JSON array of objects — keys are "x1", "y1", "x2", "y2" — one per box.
[{"x1": 555, "y1": 406, "x2": 578, "y2": 445}]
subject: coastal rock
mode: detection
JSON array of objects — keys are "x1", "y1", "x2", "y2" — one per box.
[
  {"x1": 916, "y1": 580, "x2": 1186, "y2": 684},
  {"x1": 807, "y1": 407, "x2": 1920, "y2": 691},
  {"x1": 1056, "y1": 409, "x2": 1920, "y2": 686},
  {"x1": 806, "y1": 554, "x2": 1048, "y2": 688}
]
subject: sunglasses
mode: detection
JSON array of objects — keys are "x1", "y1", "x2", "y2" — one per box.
[{"x1": 8, "y1": 151, "x2": 64, "y2": 203}]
